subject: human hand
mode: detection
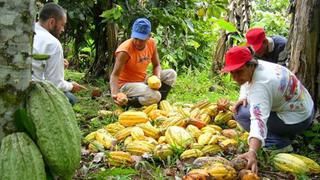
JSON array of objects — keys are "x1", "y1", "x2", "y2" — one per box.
[
  {"x1": 71, "y1": 82, "x2": 87, "y2": 93},
  {"x1": 232, "y1": 99, "x2": 247, "y2": 113},
  {"x1": 238, "y1": 150, "x2": 258, "y2": 173},
  {"x1": 64, "y1": 59, "x2": 69, "y2": 69},
  {"x1": 112, "y1": 93, "x2": 128, "y2": 106}
]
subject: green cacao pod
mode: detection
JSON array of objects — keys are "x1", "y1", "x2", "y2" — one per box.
[
  {"x1": 0, "y1": 133, "x2": 46, "y2": 180},
  {"x1": 26, "y1": 81, "x2": 81, "y2": 178}
]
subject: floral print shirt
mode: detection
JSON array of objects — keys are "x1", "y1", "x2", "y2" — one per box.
[{"x1": 239, "y1": 60, "x2": 314, "y2": 146}]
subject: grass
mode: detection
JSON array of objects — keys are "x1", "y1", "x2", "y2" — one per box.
[{"x1": 65, "y1": 69, "x2": 320, "y2": 179}]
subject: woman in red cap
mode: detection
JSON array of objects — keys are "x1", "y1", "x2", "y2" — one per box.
[{"x1": 222, "y1": 46, "x2": 314, "y2": 173}]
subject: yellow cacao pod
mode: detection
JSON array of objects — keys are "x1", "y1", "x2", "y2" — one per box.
[
  {"x1": 159, "y1": 100, "x2": 172, "y2": 113},
  {"x1": 95, "y1": 129, "x2": 116, "y2": 149},
  {"x1": 126, "y1": 140, "x2": 155, "y2": 155},
  {"x1": 201, "y1": 144, "x2": 222, "y2": 155},
  {"x1": 148, "y1": 110, "x2": 166, "y2": 121},
  {"x1": 238, "y1": 169, "x2": 260, "y2": 180},
  {"x1": 115, "y1": 127, "x2": 133, "y2": 141},
  {"x1": 221, "y1": 129, "x2": 238, "y2": 139},
  {"x1": 206, "y1": 125, "x2": 223, "y2": 132},
  {"x1": 205, "y1": 163, "x2": 237, "y2": 180},
  {"x1": 201, "y1": 104, "x2": 219, "y2": 117},
  {"x1": 165, "y1": 126, "x2": 193, "y2": 149},
  {"x1": 147, "y1": 75, "x2": 161, "y2": 90},
  {"x1": 124, "y1": 136, "x2": 134, "y2": 147},
  {"x1": 186, "y1": 125, "x2": 202, "y2": 139},
  {"x1": 226, "y1": 120, "x2": 238, "y2": 128},
  {"x1": 180, "y1": 149, "x2": 204, "y2": 160},
  {"x1": 153, "y1": 144, "x2": 173, "y2": 160},
  {"x1": 88, "y1": 140, "x2": 104, "y2": 153},
  {"x1": 136, "y1": 122, "x2": 160, "y2": 139},
  {"x1": 199, "y1": 113, "x2": 211, "y2": 124},
  {"x1": 161, "y1": 117, "x2": 186, "y2": 129},
  {"x1": 291, "y1": 154, "x2": 320, "y2": 173},
  {"x1": 131, "y1": 127, "x2": 145, "y2": 140},
  {"x1": 198, "y1": 132, "x2": 213, "y2": 145},
  {"x1": 214, "y1": 111, "x2": 233, "y2": 125},
  {"x1": 157, "y1": 136, "x2": 166, "y2": 144},
  {"x1": 201, "y1": 126, "x2": 221, "y2": 135},
  {"x1": 190, "y1": 143, "x2": 204, "y2": 150},
  {"x1": 185, "y1": 169, "x2": 210, "y2": 180},
  {"x1": 177, "y1": 106, "x2": 190, "y2": 118},
  {"x1": 143, "y1": 104, "x2": 158, "y2": 114},
  {"x1": 104, "y1": 122, "x2": 125, "y2": 135},
  {"x1": 108, "y1": 151, "x2": 133, "y2": 166},
  {"x1": 118, "y1": 111, "x2": 149, "y2": 127},
  {"x1": 83, "y1": 131, "x2": 96, "y2": 143},
  {"x1": 273, "y1": 153, "x2": 309, "y2": 174},
  {"x1": 191, "y1": 100, "x2": 211, "y2": 111},
  {"x1": 219, "y1": 139, "x2": 238, "y2": 152}
]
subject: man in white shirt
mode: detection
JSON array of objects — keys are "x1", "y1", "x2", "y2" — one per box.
[{"x1": 32, "y1": 3, "x2": 85, "y2": 105}]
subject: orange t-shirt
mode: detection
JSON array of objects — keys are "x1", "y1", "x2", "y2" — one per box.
[{"x1": 115, "y1": 38, "x2": 156, "y2": 87}]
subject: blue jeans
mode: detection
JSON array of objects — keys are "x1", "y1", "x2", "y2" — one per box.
[
  {"x1": 64, "y1": 91, "x2": 78, "y2": 106},
  {"x1": 234, "y1": 105, "x2": 314, "y2": 149}
]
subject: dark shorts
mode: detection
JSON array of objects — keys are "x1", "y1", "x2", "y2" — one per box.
[{"x1": 234, "y1": 105, "x2": 314, "y2": 149}]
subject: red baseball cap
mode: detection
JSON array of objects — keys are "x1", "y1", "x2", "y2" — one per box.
[
  {"x1": 221, "y1": 46, "x2": 253, "y2": 72},
  {"x1": 246, "y1": 28, "x2": 266, "y2": 52}
]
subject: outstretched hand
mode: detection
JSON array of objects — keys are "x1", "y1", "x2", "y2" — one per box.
[
  {"x1": 112, "y1": 93, "x2": 128, "y2": 106},
  {"x1": 238, "y1": 150, "x2": 258, "y2": 173},
  {"x1": 232, "y1": 98, "x2": 248, "y2": 113},
  {"x1": 71, "y1": 82, "x2": 87, "y2": 93}
]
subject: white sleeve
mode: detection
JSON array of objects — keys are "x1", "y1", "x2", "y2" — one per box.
[
  {"x1": 239, "y1": 83, "x2": 248, "y2": 100},
  {"x1": 44, "y1": 44, "x2": 73, "y2": 92},
  {"x1": 247, "y1": 83, "x2": 272, "y2": 147}
]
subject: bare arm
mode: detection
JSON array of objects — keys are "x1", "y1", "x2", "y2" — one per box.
[
  {"x1": 151, "y1": 46, "x2": 161, "y2": 78},
  {"x1": 110, "y1": 52, "x2": 129, "y2": 104},
  {"x1": 238, "y1": 137, "x2": 261, "y2": 173}
]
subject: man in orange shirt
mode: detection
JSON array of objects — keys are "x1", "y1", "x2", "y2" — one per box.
[{"x1": 110, "y1": 18, "x2": 177, "y2": 107}]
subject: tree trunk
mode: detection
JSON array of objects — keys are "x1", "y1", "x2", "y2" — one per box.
[
  {"x1": 0, "y1": 0, "x2": 35, "y2": 142},
  {"x1": 85, "y1": 0, "x2": 118, "y2": 82},
  {"x1": 285, "y1": 0, "x2": 320, "y2": 106},
  {"x1": 212, "y1": 0, "x2": 251, "y2": 73}
]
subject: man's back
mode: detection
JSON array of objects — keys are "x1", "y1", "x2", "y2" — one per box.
[{"x1": 261, "y1": 35, "x2": 287, "y2": 64}]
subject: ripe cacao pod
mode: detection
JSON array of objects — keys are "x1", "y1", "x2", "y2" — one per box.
[
  {"x1": 291, "y1": 153, "x2": 320, "y2": 173},
  {"x1": 165, "y1": 126, "x2": 193, "y2": 149},
  {"x1": 108, "y1": 151, "x2": 133, "y2": 166},
  {"x1": 118, "y1": 111, "x2": 149, "y2": 127},
  {"x1": 273, "y1": 153, "x2": 309, "y2": 174},
  {"x1": 214, "y1": 111, "x2": 233, "y2": 125},
  {"x1": 147, "y1": 75, "x2": 161, "y2": 90},
  {"x1": 180, "y1": 149, "x2": 204, "y2": 160}
]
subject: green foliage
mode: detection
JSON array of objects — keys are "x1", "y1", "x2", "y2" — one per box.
[
  {"x1": 88, "y1": 167, "x2": 138, "y2": 179},
  {"x1": 168, "y1": 68, "x2": 239, "y2": 103},
  {"x1": 251, "y1": 0, "x2": 290, "y2": 36}
]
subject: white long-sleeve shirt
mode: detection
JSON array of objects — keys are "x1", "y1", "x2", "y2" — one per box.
[
  {"x1": 32, "y1": 22, "x2": 73, "y2": 92},
  {"x1": 239, "y1": 60, "x2": 314, "y2": 146}
]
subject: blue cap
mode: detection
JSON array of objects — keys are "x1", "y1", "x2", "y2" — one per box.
[{"x1": 131, "y1": 18, "x2": 151, "y2": 40}]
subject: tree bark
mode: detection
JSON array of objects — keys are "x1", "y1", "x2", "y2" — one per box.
[
  {"x1": 212, "y1": 0, "x2": 251, "y2": 73},
  {"x1": 85, "y1": 0, "x2": 118, "y2": 82},
  {"x1": 285, "y1": 0, "x2": 320, "y2": 106},
  {"x1": 0, "y1": 0, "x2": 35, "y2": 141}
]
